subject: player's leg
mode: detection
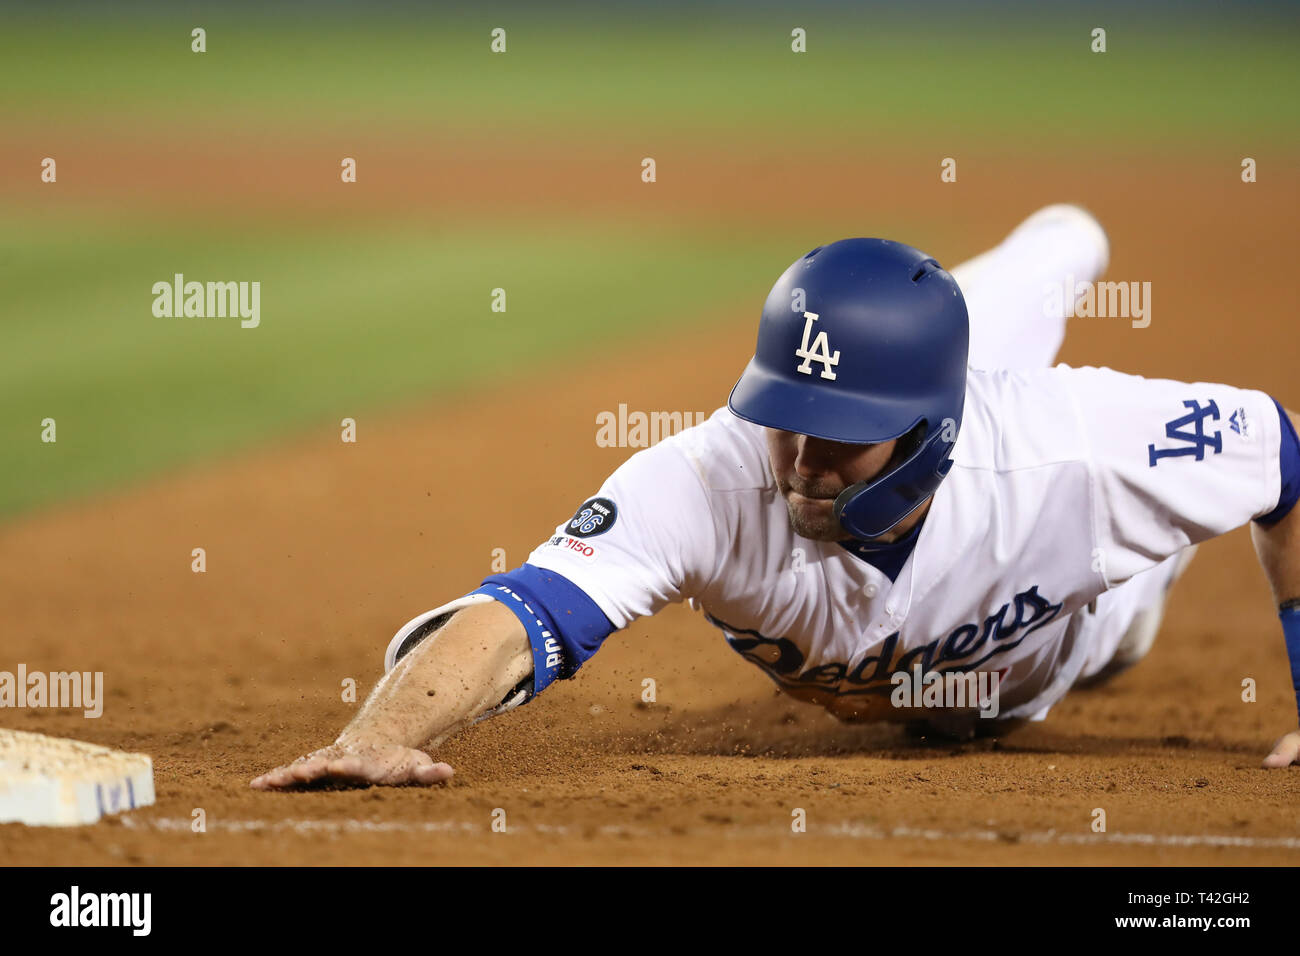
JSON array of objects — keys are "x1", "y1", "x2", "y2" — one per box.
[
  {"x1": 1073, "y1": 545, "x2": 1199, "y2": 687},
  {"x1": 949, "y1": 204, "x2": 1110, "y2": 371}
]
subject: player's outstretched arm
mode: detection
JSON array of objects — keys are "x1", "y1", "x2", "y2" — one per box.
[
  {"x1": 251, "y1": 601, "x2": 531, "y2": 789},
  {"x1": 1251, "y1": 408, "x2": 1300, "y2": 769}
]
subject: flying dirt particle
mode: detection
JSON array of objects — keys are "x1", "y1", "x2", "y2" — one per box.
[{"x1": 199, "y1": 720, "x2": 239, "y2": 739}]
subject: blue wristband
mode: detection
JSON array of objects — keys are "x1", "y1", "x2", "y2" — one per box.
[
  {"x1": 1280, "y1": 603, "x2": 1300, "y2": 722},
  {"x1": 470, "y1": 582, "x2": 564, "y2": 699}
]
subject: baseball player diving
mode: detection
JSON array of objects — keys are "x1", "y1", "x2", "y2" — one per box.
[{"x1": 252, "y1": 205, "x2": 1300, "y2": 790}]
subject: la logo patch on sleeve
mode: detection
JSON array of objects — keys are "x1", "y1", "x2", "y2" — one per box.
[
  {"x1": 566, "y1": 497, "x2": 618, "y2": 538},
  {"x1": 1147, "y1": 399, "x2": 1223, "y2": 467}
]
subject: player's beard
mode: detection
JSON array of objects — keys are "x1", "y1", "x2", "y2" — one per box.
[
  {"x1": 783, "y1": 494, "x2": 846, "y2": 541},
  {"x1": 774, "y1": 474, "x2": 850, "y2": 542}
]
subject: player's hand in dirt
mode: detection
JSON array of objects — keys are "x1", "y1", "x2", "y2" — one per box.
[
  {"x1": 250, "y1": 738, "x2": 454, "y2": 789},
  {"x1": 1261, "y1": 730, "x2": 1300, "y2": 768}
]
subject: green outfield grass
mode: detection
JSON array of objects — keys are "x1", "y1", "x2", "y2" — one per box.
[
  {"x1": 2, "y1": 4, "x2": 1296, "y2": 518},
  {"x1": 0, "y1": 215, "x2": 798, "y2": 516},
  {"x1": 2, "y1": 8, "x2": 1297, "y2": 143}
]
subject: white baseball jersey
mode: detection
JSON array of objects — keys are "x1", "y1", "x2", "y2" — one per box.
[
  {"x1": 524, "y1": 367, "x2": 1286, "y2": 723},
  {"x1": 386, "y1": 206, "x2": 1296, "y2": 726}
]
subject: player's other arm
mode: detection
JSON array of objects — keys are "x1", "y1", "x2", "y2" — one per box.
[
  {"x1": 1066, "y1": 368, "x2": 1300, "y2": 767},
  {"x1": 1251, "y1": 407, "x2": 1300, "y2": 768},
  {"x1": 251, "y1": 601, "x2": 530, "y2": 789}
]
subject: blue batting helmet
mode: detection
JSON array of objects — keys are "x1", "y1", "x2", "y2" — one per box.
[{"x1": 727, "y1": 238, "x2": 969, "y2": 539}]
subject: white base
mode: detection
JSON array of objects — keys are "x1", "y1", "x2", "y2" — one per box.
[{"x1": 0, "y1": 729, "x2": 155, "y2": 826}]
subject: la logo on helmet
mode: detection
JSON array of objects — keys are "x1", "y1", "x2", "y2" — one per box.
[{"x1": 794, "y1": 312, "x2": 840, "y2": 380}]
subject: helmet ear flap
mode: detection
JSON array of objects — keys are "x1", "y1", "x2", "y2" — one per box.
[{"x1": 833, "y1": 423, "x2": 956, "y2": 539}]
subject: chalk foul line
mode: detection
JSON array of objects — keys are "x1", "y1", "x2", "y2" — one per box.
[{"x1": 117, "y1": 816, "x2": 1300, "y2": 849}]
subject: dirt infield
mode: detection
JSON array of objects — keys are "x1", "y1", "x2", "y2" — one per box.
[{"x1": 4, "y1": 148, "x2": 1300, "y2": 865}]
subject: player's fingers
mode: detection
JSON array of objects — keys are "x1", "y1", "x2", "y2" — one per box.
[
  {"x1": 250, "y1": 760, "x2": 316, "y2": 790},
  {"x1": 288, "y1": 754, "x2": 333, "y2": 782},
  {"x1": 371, "y1": 748, "x2": 451, "y2": 786},
  {"x1": 251, "y1": 746, "x2": 451, "y2": 788},
  {"x1": 323, "y1": 754, "x2": 371, "y2": 781},
  {"x1": 408, "y1": 757, "x2": 454, "y2": 785},
  {"x1": 1261, "y1": 732, "x2": 1300, "y2": 768},
  {"x1": 249, "y1": 767, "x2": 289, "y2": 789}
]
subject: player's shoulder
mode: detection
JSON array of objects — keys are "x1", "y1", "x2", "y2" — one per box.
[
  {"x1": 955, "y1": 365, "x2": 1091, "y2": 472},
  {"x1": 657, "y1": 405, "x2": 773, "y2": 493},
  {"x1": 965, "y1": 362, "x2": 1143, "y2": 414},
  {"x1": 960, "y1": 363, "x2": 1276, "y2": 472}
]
